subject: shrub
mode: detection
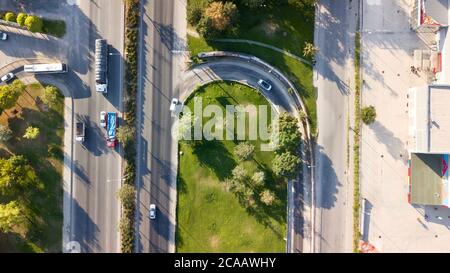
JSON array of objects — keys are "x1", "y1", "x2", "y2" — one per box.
[
  {"x1": 4, "y1": 12, "x2": 16, "y2": 22},
  {"x1": 23, "y1": 126, "x2": 40, "y2": 139},
  {"x1": 16, "y1": 13, "x2": 28, "y2": 26},
  {"x1": 42, "y1": 86, "x2": 62, "y2": 107},
  {"x1": 24, "y1": 15, "x2": 43, "y2": 33},
  {"x1": 361, "y1": 105, "x2": 376, "y2": 125}
]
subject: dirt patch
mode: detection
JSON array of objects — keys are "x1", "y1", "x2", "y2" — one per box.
[{"x1": 209, "y1": 235, "x2": 220, "y2": 250}]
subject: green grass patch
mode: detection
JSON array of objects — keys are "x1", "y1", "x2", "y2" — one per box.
[
  {"x1": 187, "y1": 0, "x2": 316, "y2": 133},
  {"x1": 43, "y1": 19, "x2": 66, "y2": 38},
  {"x1": 177, "y1": 81, "x2": 286, "y2": 252},
  {"x1": 0, "y1": 82, "x2": 64, "y2": 253}
]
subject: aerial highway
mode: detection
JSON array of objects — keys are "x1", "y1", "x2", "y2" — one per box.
[{"x1": 65, "y1": 0, "x2": 125, "y2": 253}]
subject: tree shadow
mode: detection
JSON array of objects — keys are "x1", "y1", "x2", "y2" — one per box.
[{"x1": 191, "y1": 140, "x2": 237, "y2": 181}]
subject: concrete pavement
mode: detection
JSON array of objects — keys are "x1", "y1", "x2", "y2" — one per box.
[
  {"x1": 360, "y1": 0, "x2": 450, "y2": 252},
  {"x1": 313, "y1": 0, "x2": 357, "y2": 252}
]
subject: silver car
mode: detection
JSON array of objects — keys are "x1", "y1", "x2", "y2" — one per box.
[{"x1": 257, "y1": 79, "x2": 272, "y2": 91}]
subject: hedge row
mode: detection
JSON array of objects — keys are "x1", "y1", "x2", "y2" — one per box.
[
  {"x1": 120, "y1": 0, "x2": 140, "y2": 253},
  {"x1": 1, "y1": 11, "x2": 66, "y2": 37}
]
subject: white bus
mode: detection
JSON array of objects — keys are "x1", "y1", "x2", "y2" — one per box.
[{"x1": 23, "y1": 63, "x2": 68, "y2": 74}]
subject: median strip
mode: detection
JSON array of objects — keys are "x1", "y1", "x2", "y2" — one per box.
[{"x1": 119, "y1": 0, "x2": 140, "y2": 253}]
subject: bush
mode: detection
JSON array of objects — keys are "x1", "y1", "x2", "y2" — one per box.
[
  {"x1": 16, "y1": 13, "x2": 27, "y2": 26},
  {"x1": 42, "y1": 86, "x2": 62, "y2": 107},
  {"x1": 361, "y1": 105, "x2": 376, "y2": 125},
  {"x1": 24, "y1": 15, "x2": 43, "y2": 33},
  {"x1": 23, "y1": 126, "x2": 40, "y2": 140},
  {"x1": 4, "y1": 12, "x2": 16, "y2": 22}
]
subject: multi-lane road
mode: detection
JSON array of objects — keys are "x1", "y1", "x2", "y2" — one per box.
[
  {"x1": 314, "y1": 0, "x2": 357, "y2": 252},
  {"x1": 66, "y1": 0, "x2": 125, "y2": 253},
  {"x1": 136, "y1": 0, "x2": 187, "y2": 253}
]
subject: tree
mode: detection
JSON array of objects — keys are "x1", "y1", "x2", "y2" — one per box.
[
  {"x1": 117, "y1": 184, "x2": 136, "y2": 211},
  {"x1": 0, "y1": 155, "x2": 38, "y2": 196},
  {"x1": 24, "y1": 15, "x2": 43, "y2": 33},
  {"x1": 41, "y1": 86, "x2": 62, "y2": 107},
  {"x1": 4, "y1": 12, "x2": 16, "y2": 22},
  {"x1": 303, "y1": 42, "x2": 319, "y2": 58},
  {"x1": 361, "y1": 105, "x2": 376, "y2": 125},
  {"x1": 204, "y1": 1, "x2": 238, "y2": 32},
  {"x1": 234, "y1": 142, "x2": 255, "y2": 162},
  {"x1": 251, "y1": 171, "x2": 265, "y2": 187},
  {"x1": 272, "y1": 112, "x2": 301, "y2": 153},
  {"x1": 0, "y1": 80, "x2": 24, "y2": 112},
  {"x1": 0, "y1": 201, "x2": 23, "y2": 232},
  {"x1": 260, "y1": 189, "x2": 275, "y2": 205},
  {"x1": 232, "y1": 165, "x2": 247, "y2": 182},
  {"x1": 117, "y1": 125, "x2": 135, "y2": 144},
  {"x1": 16, "y1": 12, "x2": 28, "y2": 26},
  {"x1": 0, "y1": 125, "x2": 12, "y2": 142},
  {"x1": 272, "y1": 151, "x2": 300, "y2": 179},
  {"x1": 23, "y1": 126, "x2": 40, "y2": 140},
  {"x1": 172, "y1": 113, "x2": 197, "y2": 142},
  {"x1": 197, "y1": 15, "x2": 220, "y2": 39},
  {"x1": 187, "y1": 4, "x2": 203, "y2": 26}
]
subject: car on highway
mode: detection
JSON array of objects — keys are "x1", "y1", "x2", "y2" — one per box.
[
  {"x1": 0, "y1": 73, "x2": 14, "y2": 83},
  {"x1": 0, "y1": 32, "x2": 8, "y2": 41},
  {"x1": 149, "y1": 204, "x2": 156, "y2": 219},
  {"x1": 100, "y1": 111, "x2": 107, "y2": 128},
  {"x1": 257, "y1": 79, "x2": 272, "y2": 91}
]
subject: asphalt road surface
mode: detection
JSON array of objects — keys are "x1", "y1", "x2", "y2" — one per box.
[
  {"x1": 314, "y1": 0, "x2": 357, "y2": 252},
  {"x1": 68, "y1": 0, "x2": 124, "y2": 253},
  {"x1": 136, "y1": 0, "x2": 187, "y2": 253}
]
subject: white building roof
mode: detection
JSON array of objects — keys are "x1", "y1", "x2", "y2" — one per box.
[{"x1": 409, "y1": 85, "x2": 450, "y2": 153}]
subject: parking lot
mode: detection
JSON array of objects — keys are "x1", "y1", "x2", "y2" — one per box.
[{"x1": 360, "y1": 0, "x2": 450, "y2": 252}]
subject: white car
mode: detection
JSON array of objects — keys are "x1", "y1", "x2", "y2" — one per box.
[
  {"x1": 149, "y1": 204, "x2": 156, "y2": 219},
  {"x1": 100, "y1": 111, "x2": 107, "y2": 128},
  {"x1": 0, "y1": 73, "x2": 14, "y2": 83},
  {"x1": 170, "y1": 98, "x2": 183, "y2": 115},
  {"x1": 257, "y1": 79, "x2": 272, "y2": 91},
  {"x1": 0, "y1": 32, "x2": 8, "y2": 41}
]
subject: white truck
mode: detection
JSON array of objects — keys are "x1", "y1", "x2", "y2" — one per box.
[
  {"x1": 75, "y1": 122, "x2": 85, "y2": 142},
  {"x1": 95, "y1": 39, "x2": 108, "y2": 93}
]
